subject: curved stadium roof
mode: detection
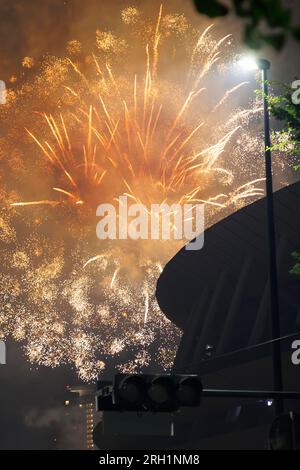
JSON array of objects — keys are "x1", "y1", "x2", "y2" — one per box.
[{"x1": 156, "y1": 181, "x2": 300, "y2": 356}]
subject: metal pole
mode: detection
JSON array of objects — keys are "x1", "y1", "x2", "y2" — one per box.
[
  {"x1": 202, "y1": 389, "x2": 300, "y2": 400},
  {"x1": 258, "y1": 58, "x2": 283, "y2": 415}
]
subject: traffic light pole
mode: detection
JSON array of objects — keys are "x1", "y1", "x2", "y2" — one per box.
[{"x1": 202, "y1": 389, "x2": 300, "y2": 400}]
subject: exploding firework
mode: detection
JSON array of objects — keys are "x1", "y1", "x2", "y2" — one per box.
[{"x1": 0, "y1": 5, "x2": 277, "y2": 381}]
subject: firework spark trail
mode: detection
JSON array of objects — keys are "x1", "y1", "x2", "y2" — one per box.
[
  {"x1": 83, "y1": 254, "x2": 105, "y2": 269},
  {"x1": 144, "y1": 290, "x2": 149, "y2": 325},
  {"x1": 110, "y1": 267, "x2": 120, "y2": 289},
  {"x1": 11, "y1": 6, "x2": 263, "y2": 212},
  {"x1": 0, "y1": 5, "x2": 277, "y2": 381}
]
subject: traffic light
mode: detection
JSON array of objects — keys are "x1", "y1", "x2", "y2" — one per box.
[
  {"x1": 96, "y1": 373, "x2": 203, "y2": 412},
  {"x1": 268, "y1": 412, "x2": 300, "y2": 450}
]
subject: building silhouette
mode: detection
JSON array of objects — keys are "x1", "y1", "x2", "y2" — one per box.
[{"x1": 154, "y1": 181, "x2": 300, "y2": 448}]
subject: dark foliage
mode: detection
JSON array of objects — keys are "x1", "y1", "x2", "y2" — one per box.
[{"x1": 193, "y1": 0, "x2": 300, "y2": 50}]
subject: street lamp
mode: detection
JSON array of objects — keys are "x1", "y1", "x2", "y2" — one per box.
[
  {"x1": 237, "y1": 55, "x2": 258, "y2": 71},
  {"x1": 238, "y1": 55, "x2": 284, "y2": 415}
]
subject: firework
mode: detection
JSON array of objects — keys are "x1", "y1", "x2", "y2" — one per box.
[{"x1": 0, "y1": 5, "x2": 277, "y2": 381}]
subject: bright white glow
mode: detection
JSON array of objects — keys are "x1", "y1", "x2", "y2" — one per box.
[
  {"x1": 267, "y1": 400, "x2": 273, "y2": 407},
  {"x1": 238, "y1": 56, "x2": 258, "y2": 71}
]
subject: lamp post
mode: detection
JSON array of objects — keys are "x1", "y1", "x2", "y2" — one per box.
[{"x1": 239, "y1": 56, "x2": 283, "y2": 415}]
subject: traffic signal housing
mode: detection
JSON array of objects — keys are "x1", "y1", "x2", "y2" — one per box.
[{"x1": 96, "y1": 373, "x2": 203, "y2": 412}]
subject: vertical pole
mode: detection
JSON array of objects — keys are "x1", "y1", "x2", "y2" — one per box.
[{"x1": 260, "y1": 60, "x2": 284, "y2": 415}]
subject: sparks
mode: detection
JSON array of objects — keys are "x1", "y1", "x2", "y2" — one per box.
[{"x1": 0, "y1": 4, "x2": 274, "y2": 381}]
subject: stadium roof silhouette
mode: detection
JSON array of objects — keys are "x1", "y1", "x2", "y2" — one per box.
[{"x1": 156, "y1": 181, "x2": 300, "y2": 362}]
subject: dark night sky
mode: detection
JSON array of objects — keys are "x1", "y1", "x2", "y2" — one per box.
[{"x1": 0, "y1": 0, "x2": 300, "y2": 450}]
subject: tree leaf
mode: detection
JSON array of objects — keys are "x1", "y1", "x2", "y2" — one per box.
[
  {"x1": 193, "y1": 0, "x2": 229, "y2": 17},
  {"x1": 293, "y1": 25, "x2": 300, "y2": 41},
  {"x1": 261, "y1": 32, "x2": 286, "y2": 50},
  {"x1": 244, "y1": 24, "x2": 263, "y2": 49}
]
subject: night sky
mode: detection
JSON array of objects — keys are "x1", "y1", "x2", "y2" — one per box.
[{"x1": 0, "y1": 0, "x2": 300, "y2": 450}]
